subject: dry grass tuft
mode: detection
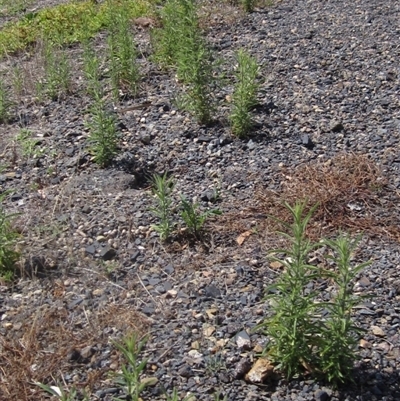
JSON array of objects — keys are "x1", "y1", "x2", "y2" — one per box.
[
  {"x1": 256, "y1": 153, "x2": 400, "y2": 241},
  {"x1": 0, "y1": 302, "x2": 150, "y2": 401}
]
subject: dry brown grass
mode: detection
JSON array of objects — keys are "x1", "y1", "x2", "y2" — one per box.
[
  {"x1": 214, "y1": 153, "x2": 400, "y2": 247},
  {"x1": 0, "y1": 302, "x2": 150, "y2": 401},
  {"x1": 256, "y1": 153, "x2": 400, "y2": 241}
]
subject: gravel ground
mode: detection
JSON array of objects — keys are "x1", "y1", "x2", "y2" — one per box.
[{"x1": 1, "y1": 0, "x2": 400, "y2": 400}]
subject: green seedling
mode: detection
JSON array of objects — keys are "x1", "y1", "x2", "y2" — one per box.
[
  {"x1": 107, "y1": 0, "x2": 140, "y2": 100},
  {"x1": 259, "y1": 201, "x2": 369, "y2": 384},
  {"x1": 112, "y1": 333, "x2": 149, "y2": 401},
  {"x1": 37, "y1": 40, "x2": 71, "y2": 100},
  {"x1": 205, "y1": 352, "x2": 227, "y2": 375},
  {"x1": 16, "y1": 128, "x2": 43, "y2": 158},
  {"x1": 150, "y1": 173, "x2": 175, "y2": 241},
  {"x1": 152, "y1": 0, "x2": 217, "y2": 124},
  {"x1": 82, "y1": 38, "x2": 103, "y2": 101},
  {"x1": 0, "y1": 192, "x2": 21, "y2": 281},
  {"x1": 241, "y1": 0, "x2": 256, "y2": 12},
  {"x1": 86, "y1": 100, "x2": 118, "y2": 167},
  {"x1": 0, "y1": 77, "x2": 13, "y2": 123},
  {"x1": 230, "y1": 49, "x2": 260, "y2": 137},
  {"x1": 318, "y1": 233, "x2": 370, "y2": 385},
  {"x1": 180, "y1": 196, "x2": 221, "y2": 239},
  {"x1": 164, "y1": 388, "x2": 194, "y2": 401},
  {"x1": 213, "y1": 391, "x2": 228, "y2": 401},
  {"x1": 36, "y1": 381, "x2": 89, "y2": 401}
]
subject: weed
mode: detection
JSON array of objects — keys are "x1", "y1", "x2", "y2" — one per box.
[
  {"x1": 165, "y1": 388, "x2": 194, "y2": 401},
  {"x1": 150, "y1": 173, "x2": 175, "y2": 241},
  {"x1": 260, "y1": 201, "x2": 321, "y2": 378},
  {"x1": 86, "y1": 100, "x2": 118, "y2": 167},
  {"x1": 259, "y1": 201, "x2": 369, "y2": 383},
  {"x1": 240, "y1": 0, "x2": 256, "y2": 12},
  {"x1": 36, "y1": 381, "x2": 89, "y2": 401},
  {"x1": 37, "y1": 40, "x2": 71, "y2": 100},
  {"x1": 318, "y1": 233, "x2": 370, "y2": 384},
  {"x1": 108, "y1": 0, "x2": 140, "y2": 99},
  {"x1": 180, "y1": 196, "x2": 221, "y2": 239},
  {"x1": 0, "y1": 192, "x2": 21, "y2": 280},
  {"x1": 101, "y1": 260, "x2": 118, "y2": 277},
  {"x1": 11, "y1": 66, "x2": 24, "y2": 98},
  {"x1": 16, "y1": 128, "x2": 43, "y2": 158},
  {"x1": 82, "y1": 39, "x2": 103, "y2": 101},
  {"x1": 176, "y1": 43, "x2": 216, "y2": 125},
  {"x1": 153, "y1": 0, "x2": 216, "y2": 124},
  {"x1": 107, "y1": 0, "x2": 140, "y2": 100},
  {"x1": 112, "y1": 333, "x2": 149, "y2": 401},
  {"x1": 230, "y1": 49, "x2": 259, "y2": 137},
  {"x1": 213, "y1": 391, "x2": 228, "y2": 401},
  {"x1": 151, "y1": 0, "x2": 195, "y2": 69},
  {"x1": 205, "y1": 352, "x2": 227, "y2": 375},
  {"x1": 0, "y1": 76, "x2": 13, "y2": 123}
]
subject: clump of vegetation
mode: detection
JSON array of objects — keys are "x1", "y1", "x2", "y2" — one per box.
[
  {"x1": 107, "y1": 0, "x2": 140, "y2": 100},
  {"x1": 36, "y1": 40, "x2": 71, "y2": 100},
  {"x1": 0, "y1": 76, "x2": 13, "y2": 123},
  {"x1": 180, "y1": 196, "x2": 221, "y2": 239},
  {"x1": 0, "y1": 193, "x2": 21, "y2": 281},
  {"x1": 112, "y1": 333, "x2": 150, "y2": 401},
  {"x1": 0, "y1": 0, "x2": 34, "y2": 17},
  {"x1": 86, "y1": 100, "x2": 118, "y2": 167},
  {"x1": 230, "y1": 49, "x2": 260, "y2": 137},
  {"x1": 150, "y1": 173, "x2": 175, "y2": 241},
  {"x1": 240, "y1": 0, "x2": 257, "y2": 12},
  {"x1": 152, "y1": 0, "x2": 217, "y2": 124},
  {"x1": 16, "y1": 128, "x2": 43, "y2": 158},
  {"x1": 259, "y1": 201, "x2": 369, "y2": 384},
  {"x1": 82, "y1": 38, "x2": 103, "y2": 100}
]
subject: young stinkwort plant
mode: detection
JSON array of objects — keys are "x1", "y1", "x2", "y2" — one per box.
[
  {"x1": 82, "y1": 38, "x2": 103, "y2": 101},
  {"x1": 0, "y1": 192, "x2": 20, "y2": 281},
  {"x1": 260, "y1": 201, "x2": 321, "y2": 379},
  {"x1": 260, "y1": 201, "x2": 369, "y2": 384},
  {"x1": 180, "y1": 195, "x2": 221, "y2": 239},
  {"x1": 38, "y1": 40, "x2": 71, "y2": 100},
  {"x1": 36, "y1": 382, "x2": 89, "y2": 401},
  {"x1": 175, "y1": 0, "x2": 217, "y2": 125},
  {"x1": 153, "y1": 0, "x2": 217, "y2": 124},
  {"x1": 240, "y1": 0, "x2": 257, "y2": 13},
  {"x1": 107, "y1": 0, "x2": 140, "y2": 100},
  {"x1": 151, "y1": 0, "x2": 196, "y2": 69},
  {"x1": 16, "y1": 128, "x2": 44, "y2": 159},
  {"x1": 150, "y1": 173, "x2": 175, "y2": 241},
  {"x1": 176, "y1": 41, "x2": 216, "y2": 125},
  {"x1": 86, "y1": 100, "x2": 118, "y2": 167},
  {"x1": 0, "y1": 77, "x2": 13, "y2": 123},
  {"x1": 318, "y1": 233, "x2": 370, "y2": 385},
  {"x1": 230, "y1": 49, "x2": 260, "y2": 137},
  {"x1": 112, "y1": 333, "x2": 149, "y2": 401},
  {"x1": 164, "y1": 388, "x2": 194, "y2": 401}
]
